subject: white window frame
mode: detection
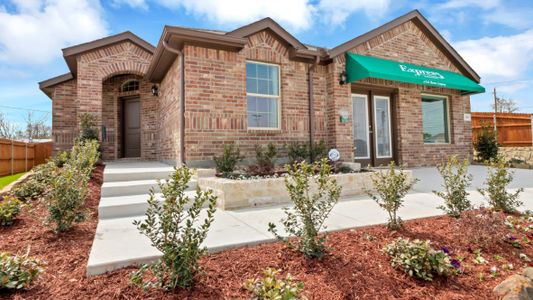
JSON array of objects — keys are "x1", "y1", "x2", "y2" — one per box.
[
  {"x1": 121, "y1": 79, "x2": 139, "y2": 92},
  {"x1": 246, "y1": 60, "x2": 281, "y2": 130},
  {"x1": 373, "y1": 95, "x2": 393, "y2": 159},
  {"x1": 352, "y1": 93, "x2": 371, "y2": 159},
  {"x1": 421, "y1": 93, "x2": 451, "y2": 145}
]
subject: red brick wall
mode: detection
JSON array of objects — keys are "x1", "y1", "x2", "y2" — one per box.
[
  {"x1": 52, "y1": 79, "x2": 77, "y2": 153},
  {"x1": 181, "y1": 30, "x2": 323, "y2": 166},
  {"x1": 158, "y1": 56, "x2": 182, "y2": 164}
]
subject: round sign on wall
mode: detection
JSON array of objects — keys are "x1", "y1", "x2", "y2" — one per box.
[{"x1": 328, "y1": 149, "x2": 340, "y2": 162}]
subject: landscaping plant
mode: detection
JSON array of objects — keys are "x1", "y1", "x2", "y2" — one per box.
[
  {"x1": 78, "y1": 113, "x2": 99, "y2": 142},
  {"x1": 0, "y1": 251, "x2": 44, "y2": 289},
  {"x1": 365, "y1": 162, "x2": 417, "y2": 230},
  {"x1": 45, "y1": 140, "x2": 99, "y2": 233},
  {"x1": 310, "y1": 140, "x2": 327, "y2": 162},
  {"x1": 12, "y1": 160, "x2": 60, "y2": 200},
  {"x1": 244, "y1": 267, "x2": 306, "y2": 300},
  {"x1": 474, "y1": 123, "x2": 498, "y2": 162},
  {"x1": 478, "y1": 156, "x2": 523, "y2": 213},
  {"x1": 384, "y1": 238, "x2": 454, "y2": 281},
  {"x1": 268, "y1": 159, "x2": 341, "y2": 259},
  {"x1": 252, "y1": 143, "x2": 278, "y2": 175},
  {"x1": 0, "y1": 196, "x2": 22, "y2": 226},
  {"x1": 213, "y1": 144, "x2": 243, "y2": 176},
  {"x1": 286, "y1": 142, "x2": 309, "y2": 164},
  {"x1": 130, "y1": 166, "x2": 217, "y2": 290},
  {"x1": 434, "y1": 156, "x2": 473, "y2": 218}
]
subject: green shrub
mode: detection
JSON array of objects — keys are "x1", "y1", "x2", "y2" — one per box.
[
  {"x1": 78, "y1": 113, "x2": 99, "y2": 142},
  {"x1": 130, "y1": 166, "x2": 217, "y2": 290},
  {"x1": 252, "y1": 143, "x2": 278, "y2": 175},
  {"x1": 474, "y1": 123, "x2": 498, "y2": 162},
  {"x1": 268, "y1": 159, "x2": 341, "y2": 259},
  {"x1": 12, "y1": 179, "x2": 46, "y2": 201},
  {"x1": 50, "y1": 151, "x2": 70, "y2": 168},
  {"x1": 434, "y1": 156, "x2": 473, "y2": 218},
  {"x1": 0, "y1": 196, "x2": 23, "y2": 226},
  {"x1": 214, "y1": 144, "x2": 243, "y2": 176},
  {"x1": 45, "y1": 163, "x2": 89, "y2": 233},
  {"x1": 310, "y1": 140, "x2": 327, "y2": 162},
  {"x1": 0, "y1": 251, "x2": 44, "y2": 289},
  {"x1": 478, "y1": 156, "x2": 523, "y2": 213},
  {"x1": 286, "y1": 143, "x2": 309, "y2": 164},
  {"x1": 366, "y1": 162, "x2": 417, "y2": 230},
  {"x1": 44, "y1": 140, "x2": 99, "y2": 233},
  {"x1": 384, "y1": 238, "x2": 454, "y2": 281},
  {"x1": 244, "y1": 268, "x2": 305, "y2": 300}
]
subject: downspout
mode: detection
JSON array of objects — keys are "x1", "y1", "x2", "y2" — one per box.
[
  {"x1": 162, "y1": 40, "x2": 186, "y2": 165},
  {"x1": 308, "y1": 56, "x2": 320, "y2": 162}
]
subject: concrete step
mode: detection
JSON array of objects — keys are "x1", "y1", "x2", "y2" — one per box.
[
  {"x1": 99, "y1": 191, "x2": 201, "y2": 219},
  {"x1": 100, "y1": 179, "x2": 198, "y2": 197},
  {"x1": 103, "y1": 161, "x2": 175, "y2": 182}
]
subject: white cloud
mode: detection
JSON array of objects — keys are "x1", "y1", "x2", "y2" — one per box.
[
  {"x1": 453, "y1": 30, "x2": 533, "y2": 83},
  {"x1": 497, "y1": 81, "x2": 530, "y2": 94},
  {"x1": 111, "y1": 0, "x2": 148, "y2": 10},
  {"x1": 482, "y1": 7, "x2": 533, "y2": 30},
  {"x1": 438, "y1": 0, "x2": 500, "y2": 10},
  {"x1": 156, "y1": 0, "x2": 316, "y2": 31},
  {"x1": 0, "y1": 0, "x2": 108, "y2": 65},
  {"x1": 316, "y1": 0, "x2": 390, "y2": 27}
]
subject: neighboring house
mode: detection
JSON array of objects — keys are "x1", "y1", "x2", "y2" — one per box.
[{"x1": 39, "y1": 10, "x2": 484, "y2": 167}]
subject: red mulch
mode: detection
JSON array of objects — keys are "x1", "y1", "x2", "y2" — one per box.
[{"x1": 1, "y1": 166, "x2": 531, "y2": 299}]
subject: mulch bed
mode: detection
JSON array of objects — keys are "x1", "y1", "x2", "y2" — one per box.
[{"x1": 1, "y1": 165, "x2": 531, "y2": 299}]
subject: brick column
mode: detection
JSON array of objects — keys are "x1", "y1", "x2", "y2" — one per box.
[
  {"x1": 76, "y1": 57, "x2": 103, "y2": 136},
  {"x1": 326, "y1": 58, "x2": 353, "y2": 162}
]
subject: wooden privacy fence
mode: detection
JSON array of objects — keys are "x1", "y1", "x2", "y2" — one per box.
[
  {"x1": 472, "y1": 112, "x2": 533, "y2": 147},
  {"x1": 0, "y1": 139, "x2": 53, "y2": 176}
]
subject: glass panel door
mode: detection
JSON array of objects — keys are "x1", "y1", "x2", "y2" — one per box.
[
  {"x1": 352, "y1": 94, "x2": 370, "y2": 159},
  {"x1": 373, "y1": 96, "x2": 392, "y2": 158}
]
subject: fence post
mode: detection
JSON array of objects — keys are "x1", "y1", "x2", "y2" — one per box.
[{"x1": 10, "y1": 139, "x2": 14, "y2": 175}]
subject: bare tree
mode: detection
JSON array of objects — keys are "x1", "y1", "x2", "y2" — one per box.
[
  {"x1": 23, "y1": 112, "x2": 51, "y2": 142},
  {"x1": 0, "y1": 112, "x2": 20, "y2": 139},
  {"x1": 492, "y1": 97, "x2": 519, "y2": 113}
]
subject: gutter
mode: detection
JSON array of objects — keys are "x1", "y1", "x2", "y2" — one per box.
[
  {"x1": 308, "y1": 55, "x2": 320, "y2": 162},
  {"x1": 162, "y1": 40, "x2": 186, "y2": 165}
]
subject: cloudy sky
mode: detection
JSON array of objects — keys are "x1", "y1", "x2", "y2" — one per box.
[{"x1": 0, "y1": 0, "x2": 532, "y2": 126}]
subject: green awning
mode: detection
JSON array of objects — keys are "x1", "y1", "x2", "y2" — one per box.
[{"x1": 345, "y1": 53, "x2": 485, "y2": 95}]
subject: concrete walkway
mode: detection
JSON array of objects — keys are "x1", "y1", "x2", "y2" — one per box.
[{"x1": 86, "y1": 164, "x2": 533, "y2": 276}]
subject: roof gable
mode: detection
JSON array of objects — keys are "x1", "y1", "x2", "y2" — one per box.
[
  {"x1": 227, "y1": 17, "x2": 306, "y2": 50},
  {"x1": 327, "y1": 10, "x2": 480, "y2": 82},
  {"x1": 62, "y1": 31, "x2": 155, "y2": 76}
]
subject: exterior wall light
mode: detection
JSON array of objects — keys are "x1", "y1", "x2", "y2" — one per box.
[
  {"x1": 339, "y1": 71, "x2": 347, "y2": 85},
  {"x1": 151, "y1": 84, "x2": 159, "y2": 96}
]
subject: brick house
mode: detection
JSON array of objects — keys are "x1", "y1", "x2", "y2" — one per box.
[{"x1": 39, "y1": 10, "x2": 484, "y2": 167}]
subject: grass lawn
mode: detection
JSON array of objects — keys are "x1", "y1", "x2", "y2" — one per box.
[{"x1": 0, "y1": 172, "x2": 27, "y2": 190}]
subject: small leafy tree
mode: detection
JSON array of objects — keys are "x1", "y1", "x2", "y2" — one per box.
[
  {"x1": 268, "y1": 159, "x2": 341, "y2": 259},
  {"x1": 286, "y1": 142, "x2": 309, "y2": 164},
  {"x1": 214, "y1": 144, "x2": 243, "y2": 176},
  {"x1": 244, "y1": 268, "x2": 305, "y2": 300},
  {"x1": 78, "y1": 113, "x2": 99, "y2": 142},
  {"x1": 365, "y1": 162, "x2": 417, "y2": 230},
  {"x1": 434, "y1": 156, "x2": 473, "y2": 218},
  {"x1": 474, "y1": 123, "x2": 498, "y2": 162},
  {"x1": 130, "y1": 166, "x2": 217, "y2": 290},
  {"x1": 253, "y1": 143, "x2": 278, "y2": 175},
  {"x1": 44, "y1": 140, "x2": 99, "y2": 233},
  {"x1": 478, "y1": 156, "x2": 523, "y2": 213}
]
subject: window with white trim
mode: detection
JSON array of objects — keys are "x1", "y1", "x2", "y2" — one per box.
[
  {"x1": 121, "y1": 80, "x2": 139, "y2": 92},
  {"x1": 246, "y1": 61, "x2": 280, "y2": 129},
  {"x1": 422, "y1": 95, "x2": 450, "y2": 144}
]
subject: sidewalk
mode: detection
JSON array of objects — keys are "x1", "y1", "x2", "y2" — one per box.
[{"x1": 87, "y1": 166, "x2": 533, "y2": 276}]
